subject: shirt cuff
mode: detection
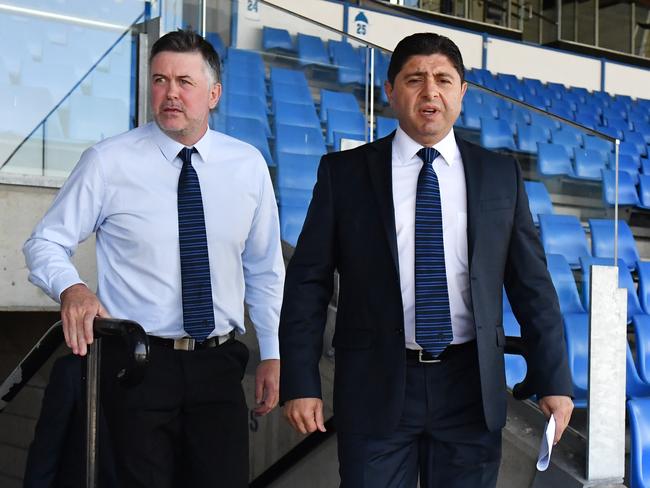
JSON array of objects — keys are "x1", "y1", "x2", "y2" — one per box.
[
  {"x1": 257, "y1": 334, "x2": 280, "y2": 361},
  {"x1": 52, "y1": 273, "x2": 86, "y2": 304}
]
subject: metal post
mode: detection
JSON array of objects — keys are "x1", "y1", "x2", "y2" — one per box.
[
  {"x1": 85, "y1": 339, "x2": 101, "y2": 488},
  {"x1": 507, "y1": 0, "x2": 512, "y2": 28},
  {"x1": 614, "y1": 139, "x2": 620, "y2": 264},
  {"x1": 369, "y1": 48, "x2": 375, "y2": 143},
  {"x1": 557, "y1": 0, "x2": 562, "y2": 40},
  {"x1": 595, "y1": 0, "x2": 599, "y2": 46},
  {"x1": 574, "y1": 0, "x2": 579, "y2": 41},
  {"x1": 631, "y1": 2, "x2": 636, "y2": 54},
  {"x1": 201, "y1": 0, "x2": 207, "y2": 37}
]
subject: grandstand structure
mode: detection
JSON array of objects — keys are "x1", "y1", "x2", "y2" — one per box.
[{"x1": 1, "y1": 0, "x2": 650, "y2": 486}]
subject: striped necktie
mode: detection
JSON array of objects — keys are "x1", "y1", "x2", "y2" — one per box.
[
  {"x1": 415, "y1": 147, "x2": 453, "y2": 357},
  {"x1": 177, "y1": 147, "x2": 215, "y2": 341}
]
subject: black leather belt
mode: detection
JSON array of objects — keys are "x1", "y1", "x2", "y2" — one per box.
[
  {"x1": 406, "y1": 340, "x2": 477, "y2": 364},
  {"x1": 147, "y1": 331, "x2": 235, "y2": 351}
]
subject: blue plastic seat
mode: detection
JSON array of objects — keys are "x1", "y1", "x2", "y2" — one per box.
[
  {"x1": 480, "y1": 118, "x2": 515, "y2": 150},
  {"x1": 596, "y1": 124, "x2": 624, "y2": 141},
  {"x1": 225, "y1": 48, "x2": 265, "y2": 77},
  {"x1": 270, "y1": 67, "x2": 308, "y2": 87},
  {"x1": 627, "y1": 397, "x2": 650, "y2": 488},
  {"x1": 562, "y1": 313, "x2": 589, "y2": 407},
  {"x1": 329, "y1": 40, "x2": 364, "y2": 85},
  {"x1": 221, "y1": 116, "x2": 272, "y2": 166},
  {"x1": 326, "y1": 109, "x2": 365, "y2": 146},
  {"x1": 633, "y1": 315, "x2": 650, "y2": 386},
  {"x1": 523, "y1": 93, "x2": 549, "y2": 110},
  {"x1": 276, "y1": 153, "x2": 320, "y2": 194},
  {"x1": 633, "y1": 123, "x2": 650, "y2": 145},
  {"x1": 222, "y1": 74, "x2": 267, "y2": 104},
  {"x1": 573, "y1": 149, "x2": 605, "y2": 181},
  {"x1": 583, "y1": 135, "x2": 613, "y2": 159},
  {"x1": 516, "y1": 124, "x2": 548, "y2": 154},
  {"x1": 274, "y1": 101, "x2": 320, "y2": 130},
  {"x1": 205, "y1": 32, "x2": 226, "y2": 59},
  {"x1": 529, "y1": 112, "x2": 559, "y2": 135},
  {"x1": 546, "y1": 254, "x2": 585, "y2": 314},
  {"x1": 522, "y1": 77, "x2": 543, "y2": 96},
  {"x1": 218, "y1": 94, "x2": 270, "y2": 136},
  {"x1": 606, "y1": 115, "x2": 632, "y2": 133},
  {"x1": 625, "y1": 131, "x2": 649, "y2": 157},
  {"x1": 638, "y1": 175, "x2": 650, "y2": 209},
  {"x1": 603, "y1": 105, "x2": 629, "y2": 122},
  {"x1": 638, "y1": 261, "x2": 650, "y2": 314},
  {"x1": 524, "y1": 181, "x2": 553, "y2": 225},
  {"x1": 580, "y1": 256, "x2": 644, "y2": 322},
  {"x1": 608, "y1": 153, "x2": 640, "y2": 184},
  {"x1": 537, "y1": 142, "x2": 575, "y2": 177},
  {"x1": 275, "y1": 124, "x2": 326, "y2": 158},
  {"x1": 539, "y1": 214, "x2": 590, "y2": 269},
  {"x1": 376, "y1": 116, "x2": 398, "y2": 138},
  {"x1": 588, "y1": 219, "x2": 640, "y2": 271},
  {"x1": 461, "y1": 99, "x2": 496, "y2": 130},
  {"x1": 569, "y1": 86, "x2": 590, "y2": 103},
  {"x1": 262, "y1": 26, "x2": 294, "y2": 53},
  {"x1": 601, "y1": 169, "x2": 640, "y2": 207},
  {"x1": 271, "y1": 82, "x2": 314, "y2": 111},
  {"x1": 574, "y1": 112, "x2": 600, "y2": 129},
  {"x1": 620, "y1": 141, "x2": 643, "y2": 167},
  {"x1": 552, "y1": 128, "x2": 583, "y2": 148},
  {"x1": 480, "y1": 94, "x2": 504, "y2": 118},
  {"x1": 319, "y1": 89, "x2": 360, "y2": 123},
  {"x1": 297, "y1": 33, "x2": 330, "y2": 67},
  {"x1": 279, "y1": 204, "x2": 309, "y2": 247}
]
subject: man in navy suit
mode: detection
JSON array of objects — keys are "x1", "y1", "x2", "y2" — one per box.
[{"x1": 279, "y1": 32, "x2": 574, "y2": 487}]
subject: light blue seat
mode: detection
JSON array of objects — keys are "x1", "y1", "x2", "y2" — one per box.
[
  {"x1": 607, "y1": 153, "x2": 640, "y2": 184},
  {"x1": 639, "y1": 175, "x2": 650, "y2": 209},
  {"x1": 580, "y1": 256, "x2": 644, "y2": 322},
  {"x1": 538, "y1": 214, "x2": 590, "y2": 269},
  {"x1": 562, "y1": 313, "x2": 589, "y2": 408},
  {"x1": 205, "y1": 32, "x2": 225, "y2": 59},
  {"x1": 574, "y1": 112, "x2": 600, "y2": 129},
  {"x1": 262, "y1": 26, "x2": 294, "y2": 53},
  {"x1": 588, "y1": 219, "x2": 640, "y2": 271},
  {"x1": 319, "y1": 89, "x2": 360, "y2": 123},
  {"x1": 297, "y1": 33, "x2": 330, "y2": 67},
  {"x1": 638, "y1": 261, "x2": 650, "y2": 315},
  {"x1": 480, "y1": 118, "x2": 515, "y2": 150},
  {"x1": 270, "y1": 67, "x2": 309, "y2": 87},
  {"x1": 524, "y1": 181, "x2": 553, "y2": 225},
  {"x1": 225, "y1": 48, "x2": 265, "y2": 77},
  {"x1": 461, "y1": 99, "x2": 496, "y2": 130},
  {"x1": 551, "y1": 128, "x2": 583, "y2": 149},
  {"x1": 632, "y1": 315, "x2": 650, "y2": 385},
  {"x1": 275, "y1": 124, "x2": 326, "y2": 158},
  {"x1": 222, "y1": 76, "x2": 267, "y2": 106},
  {"x1": 601, "y1": 169, "x2": 640, "y2": 207},
  {"x1": 583, "y1": 135, "x2": 613, "y2": 159},
  {"x1": 625, "y1": 131, "x2": 649, "y2": 157},
  {"x1": 326, "y1": 109, "x2": 365, "y2": 146},
  {"x1": 279, "y1": 204, "x2": 309, "y2": 247},
  {"x1": 274, "y1": 101, "x2": 320, "y2": 130},
  {"x1": 627, "y1": 397, "x2": 650, "y2": 488},
  {"x1": 537, "y1": 142, "x2": 575, "y2": 177},
  {"x1": 68, "y1": 95, "x2": 129, "y2": 142},
  {"x1": 329, "y1": 40, "x2": 364, "y2": 85},
  {"x1": 376, "y1": 116, "x2": 398, "y2": 138},
  {"x1": 546, "y1": 254, "x2": 585, "y2": 314},
  {"x1": 218, "y1": 94, "x2": 270, "y2": 136},
  {"x1": 516, "y1": 124, "x2": 548, "y2": 154},
  {"x1": 522, "y1": 77, "x2": 544, "y2": 96},
  {"x1": 271, "y1": 82, "x2": 314, "y2": 111},
  {"x1": 573, "y1": 149, "x2": 606, "y2": 181},
  {"x1": 276, "y1": 153, "x2": 320, "y2": 194},
  {"x1": 222, "y1": 116, "x2": 272, "y2": 166},
  {"x1": 529, "y1": 112, "x2": 558, "y2": 137}
]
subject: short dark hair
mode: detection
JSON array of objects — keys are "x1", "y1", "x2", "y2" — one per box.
[
  {"x1": 387, "y1": 32, "x2": 465, "y2": 85},
  {"x1": 150, "y1": 29, "x2": 221, "y2": 84}
]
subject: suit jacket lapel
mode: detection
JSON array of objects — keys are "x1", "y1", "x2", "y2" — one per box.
[
  {"x1": 456, "y1": 135, "x2": 483, "y2": 267},
  {"x1": 367, "y1": 133, "x2": 400, "y2": 273}
]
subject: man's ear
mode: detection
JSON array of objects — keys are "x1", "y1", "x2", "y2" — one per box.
[
  {"x1": 209, "y1": 82, "x2": 222, "y2": 110},
  {"x1": 384, "y1": 80, "x2": 393, "y2": 107}
]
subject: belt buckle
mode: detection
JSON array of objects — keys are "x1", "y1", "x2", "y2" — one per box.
[
  {"x1": 419, "y1": 350, "x2": 441, "y2": 364},
  {"x1": 173, "y1": 337, "x2": 196, "y2": 351}
]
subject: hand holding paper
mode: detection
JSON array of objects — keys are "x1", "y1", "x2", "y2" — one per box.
[{"x1": 537, "y1": 414, "x2": 556, "y2": 471}]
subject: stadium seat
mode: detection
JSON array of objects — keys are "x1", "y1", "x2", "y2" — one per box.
[
  {"x1": 551, "y1": 128, "x2": 583, "y2": 149},
  {"x1": 319, "y1": 89, "x2": 360, "y2": 123},
  {"x1": 376, "y1": 116, "x2": 398, "y2": 138},
  {"x1": 638, "y1": 175, "x2": 650, "y2": 209},
  {"x1": 601, "y1": 169, "x2": 640, "y2": 207},
  {"x1": 279, "y1": 204, "x2": 309, "y2": 247},
  {"x1": 326, "y1": 109, "x2": 365, "y2": 146},
  {"x1": 625, "y1": 131, "x2": 649, "y2": 156},
  {"x1": 275, "y1": 124, "x2": 326, "y2": 158},
  {"x1": 529, "y1": 112, "x2": 558, "y2": 136},
  {"x1": 274, "y1": 101, "x2": 321, "y2": 129},
  {"x1": 537, "y1": 142, "x2": 575, "y2": 177},
  {"x1": 480, "y1": 118, "x2": 515, "y2": 150},
  {"x1": 68, "y1": 95, "x2": 128, "y2": 142},
  {"x1": 584, "y1": 135, "x2": 613, "y2": 158},
  {"x1": 524, "y1": 180, "x2": 553, "y2": 225},
  {"x1": 461, "y1": 99, "x2": 496, "y2": 130},
  {"x1": 546, "y1": 254, "x2": 585, "y2": 314},
  {"x1": 580, "y1": 256, "x2": 644, "y2": 322},
  {"x1": 573, "y1": 149, "x2": 606, "y2": 180},
  {"x1": 516, "y1": 124, "x2": 548, "y2": 154},
  {"x1": 607, "y1": 153, "x2": 640, "y2": 183},
  {"x1": 574, "y1": 112, "x2": 600, "y2": 129},
  {"x1": 329, "y1": 40, "x2": 364, "y2": 85},
  {"x1": 627, "y1": 397, "x2": 650, "y2": 488},
  {"x1": 270, "y1": 67, "x2": 308, "y2": 87},
  {"x1": 588, "y1": 219, "x2": 640, "y2": 270},
  {"x1": 522, "y1": 77, "x2": 543, "y2": 96},
  {"x1": 222, "y1": 75, "x2": 267, "y2": 105},
  {"x1": 633, "y1": 315, "x2": 650, "y2": 385},
  {"x1": 297, "y1": 33, "x2": 330, "y2": 67},
  {"x1": 221, "y1": 116, "x2": 272, "y2": 166},
  {"x1": 619, "y1": 141, "x2": 643, "y2": 167},
  {"x1": 205, "y1": 32, "x2": 225, "y2": 59},
  {"x1": 262, "y1": 26, "x2": 294, "y2": 53},
  {"x1": 638, "y1": 261, "x2": 650, "y2": 315},
  {"x1": 276, "y1": 152, "x2": 320, "y2": 193},
  {"x1": 271, "y1": 82, "x2": 314, "y2": 111},
  {"x1": 218, "y1": 94, "x2": 270, "y2": 136},
  {"x1": 538, "y1": 214, "x2": 590, "y2": 268},
  {"x1": 596, "y1": 124, "x2": 623, "y2": 141},
  {"x1": 225, "y1": 48, "x2": 265, "y2": 77},
  {"x1": 562, "y1": 313, "x2": 589, "y2": 407}
]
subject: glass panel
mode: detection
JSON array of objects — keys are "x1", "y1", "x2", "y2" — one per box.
[
  {"x1": 0, "y1": 1, "x2": 146, "y2": 176},
  {"x1": 599, "y1": 1, "x2": 633, "y2": 53}
]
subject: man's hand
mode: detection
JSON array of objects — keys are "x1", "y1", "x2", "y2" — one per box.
[
  {"x1": 538, "y1": 395, "x2": 574, "y2": 444},
  {"x1": 254, "y1": 359, "x2": 280, "y2": 416},
  {"x1": 60, "y1": 283, "x2": 110, "y2": 356},
  {"x1": 283, "y1": 398, "x2": 326, "y2": 434}
]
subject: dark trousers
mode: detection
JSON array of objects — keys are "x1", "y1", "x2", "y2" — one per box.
[
  {"x1": 100, "y1": 337, "x2": 250, "y2": 488},
  {"x1": 337, "y1": 341, "x2": 501, "y2": 488}
]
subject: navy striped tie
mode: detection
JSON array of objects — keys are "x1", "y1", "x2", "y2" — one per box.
[
  {"x1": 415, "y1": 147, "x2": 453, "y2": 357},
  {"x1": 178, "y1": 147, "x2": 215, "y2": 341}
]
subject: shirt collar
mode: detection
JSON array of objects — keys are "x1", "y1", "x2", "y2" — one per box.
[
  {"x1": 149, "y1": 122, "x2": 212, "y2": 165},
  {"x1": 393, "y1": 125, "x2": 459, "y2": 167}
]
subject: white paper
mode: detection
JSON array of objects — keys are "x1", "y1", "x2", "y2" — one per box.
[{"x1": 536, "y1": 414, "x2": 556, "y2": 471}]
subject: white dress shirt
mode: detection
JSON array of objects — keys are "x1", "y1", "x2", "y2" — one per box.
[
  {"x1": 23, "y1": 122, "x2": 285, "y2": 360},
  {"x1": 391, "y1": 126, "x2": 475, "y2": 349}
]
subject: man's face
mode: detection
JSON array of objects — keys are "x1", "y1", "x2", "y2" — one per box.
[
  {"x1": 150, "y1": 51, "x2": 221, "y2": 146},
  {"x1": 384, "y1": 53, "x2": 467, "y2": 147}
]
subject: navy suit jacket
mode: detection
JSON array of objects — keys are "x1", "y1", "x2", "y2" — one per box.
[{"x1": 279, "y1": 132, "x2": 573, "y2": 435}]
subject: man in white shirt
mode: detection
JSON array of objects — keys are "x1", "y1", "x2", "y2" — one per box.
[
  {"x1": 24, "y1": 29, "x2": 284, "y2": 487},
  {"x1": 279, "y1": 32, "x2": 573, "y2": 487}
]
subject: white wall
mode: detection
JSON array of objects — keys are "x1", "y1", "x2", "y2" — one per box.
[
  {"x1": 604, "y1": 62, "x2": 650, "y2": 99},
  {"x1": 347, "y1": 6, "x2": 483, "y2": 69},
  {"x1": 486, "y1": 38, "x2": 602, "y2": 91},
  {"x1": 236, "y1": 0, "x2": 343, "y2": 51}
]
